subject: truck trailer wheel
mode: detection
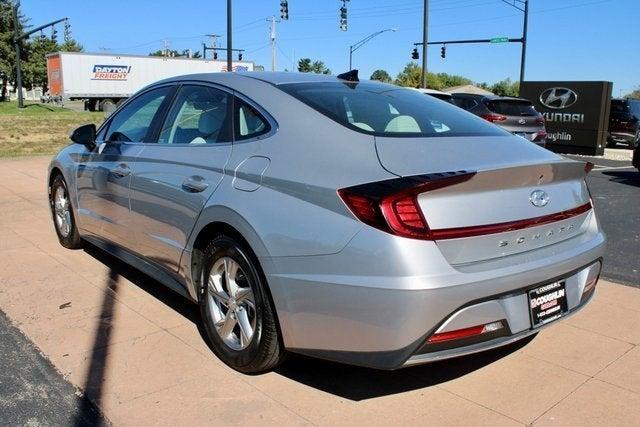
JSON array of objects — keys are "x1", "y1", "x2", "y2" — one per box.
[
  {"x1": 85, "y1": 99, "x2": 98, "y2": 112},
  {"x1": 100, "y1": 99, "x2": 116, "y2": 115}
]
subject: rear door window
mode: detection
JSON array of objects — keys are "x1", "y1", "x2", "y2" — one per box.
[
  {"x1": 158, "y1": 85, "x2": 232, "y2": 144},
  {"x1": 485, "y1": 100, "x2": 538, "y2": 116},
  {"x1": 279, "y1": 82, "x2": 504, "y2": 138}
]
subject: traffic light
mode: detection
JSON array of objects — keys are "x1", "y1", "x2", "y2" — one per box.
[
  {"x1": 411, "y1": 47, "x2": 419, "y2": 60},
  {"x1": 238, "y1": 52, "x2": 243, "y2": 61},
  {"x1": 213, "y1": 51, "x2": 218, "y2": 60},
  {"x1": 51, "y1": 26, "x2": 58, "y2": 42},
  {"x1": 441, "y1": 45, "x2": 446, "y2": 58},
  {"x1": 340, "y1": 6, "x2": 347, "y2": 31},
  {"x1": 280, "y1": 1, "x2": 289, "y2": 20},
  {"x1": 64, "y1": 19, "x2": 71, "y2": 43}
]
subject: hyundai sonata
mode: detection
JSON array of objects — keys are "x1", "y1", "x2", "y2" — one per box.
[{"x1": 48, "y1": 71, "x2": 604, "y2": 373}]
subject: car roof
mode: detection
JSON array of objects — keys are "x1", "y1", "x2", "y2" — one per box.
[{"x1": 155, "y1": 71, "x2": 361, "y2": 87}]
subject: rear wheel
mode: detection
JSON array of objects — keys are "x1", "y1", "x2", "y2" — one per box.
[
  {"x1": 49, "y1": 175, "x2": 83, "y2": 249},
  {"x1": 198, "y1": 235, "x2": 284, "y2": 373},
  {"x1": 99, "y1": 98, "x2": 116, "y2": 114}
]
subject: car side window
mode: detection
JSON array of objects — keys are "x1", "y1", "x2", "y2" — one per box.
[
  {"x1": 235, "y1": 97, "x2": 270, "y2": 141},
  {"x1": 158, "y1": 85, "x2": 232, "y2": 144},
  {"x1": 105, "y1": 86, "x2": 171, "y2": 143}
]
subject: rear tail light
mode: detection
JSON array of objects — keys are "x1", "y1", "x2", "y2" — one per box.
[
  {"x1": 426, "y1": 321, "x2": 505, "y2": 344},
  {"x1": 339, "y1": 172, "x2": 592, "y2": 241},
  {"x1": 338, "y1": 172, "x2": 476, "y2": 240},
  {"x1": 537, "y1": 130, "x2": 547, "y2": 139},
  {"x1": 584, "y1": 161, "x2": 595, "y2": 174},
  {"x1": 481, "y1": 113, "x2": 507, "y2": 123},
  {"x1": 536, "y1": 116, "x2": 545, "y2": 125}
]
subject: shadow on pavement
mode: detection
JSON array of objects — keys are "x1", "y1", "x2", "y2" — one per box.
[
  {"x1": 81, "y1": 243, "x2": 536, "y2": 401},
  {"x1": 275, "y1": 335, "x2": 535, "y2": 401},
  {"x1": 601, "y1": 170, "x2": 640, "y2": 188}
]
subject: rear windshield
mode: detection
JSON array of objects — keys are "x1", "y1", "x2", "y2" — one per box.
[
  {"x1": 278, "y1": 82, "x2": 505, "y2": 138},
  {"x1": 486, "y1": 99, "x2": 538, "y2": 116},
  {"x1": 610, "y1": 100, "x2": 633, "y2": 118}
]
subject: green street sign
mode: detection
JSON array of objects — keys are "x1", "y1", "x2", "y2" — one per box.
[{"x1": 490, "y1": 37, "x2": 509, "y2": 43}]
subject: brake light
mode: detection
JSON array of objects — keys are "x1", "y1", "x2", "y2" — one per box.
[
  {"x1": 536, "y1": 116, "x2": 545, "y2": 125},
  {"x1": 481, "y1": 113, "x2": 507, "y2": 123},
  {"x1": 584, "y1": 161, "x2": 595, "y2": 174},
  {"x1": 338, "y1": 172, "x2": 476, "y2": 240},
  {"x1": 426, "y1": 321, "x2": 504, "y2": 344}
]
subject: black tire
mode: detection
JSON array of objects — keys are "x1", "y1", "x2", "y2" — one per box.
[
  {"x1": 49, "y1": 175, "x2": 83, "y2": 249},
  {"x1": 198, "y1": 234, "x2": 284, "y2": 373},
  {"x1": 99, "y1": 98, "x2": 116, "y2": 115}
]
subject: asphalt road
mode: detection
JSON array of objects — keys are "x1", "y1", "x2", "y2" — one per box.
[
  {"x1": 565, "y1": 153, "x2": 640, "y2": 287},
  {"x1": 0, "y1": 310, "x2": 108, "y2": 426}
]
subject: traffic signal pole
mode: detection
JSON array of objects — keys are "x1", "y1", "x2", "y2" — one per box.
[
  {"x1": 420, "y1": 0, "x2": 429, "y2": 88},
  {"x1": 12, "y1": 3, "x2": 23, "y2": 108},
  {"x1": 12, "y1": 1, "x2": 67, "y2": 108},
  {"x1": 519, "y1": 0, "x2": 529, "y2": 83},
  {"x1": 226, "y1": 0, "x2": 232, "y2": 72}
]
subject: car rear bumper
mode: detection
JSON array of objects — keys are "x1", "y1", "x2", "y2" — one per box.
[
  {"x1": 263, "y1": 213, "x2": 606, "y2": 370},
  {"x1": 608, "y1": 132, "x2": 635, "y2": 143}
]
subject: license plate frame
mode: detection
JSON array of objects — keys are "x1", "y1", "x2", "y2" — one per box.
[{"x1": 528, "y1": 281, "x2": 568, "y2": 327}]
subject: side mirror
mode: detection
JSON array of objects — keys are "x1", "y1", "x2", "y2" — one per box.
[{"x1": 70, "y1": 124, "x2": 96, "y2": 149}]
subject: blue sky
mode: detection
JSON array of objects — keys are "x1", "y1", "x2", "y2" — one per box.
[{"x1": 22, "y1": 0, "x2": 639, "y2": 95}]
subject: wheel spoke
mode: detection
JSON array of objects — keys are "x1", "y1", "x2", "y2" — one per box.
[
  {"x1": 236, "y1": 307, "x2": 253, "y2": 346},
  {"x1": 208, "y1": 285, "x2": 229, "y2": 306},
  {"x1": 224, "y1": 258, "x2": 240, "y2": 296},
  {"x1": 216, "y1": 310, "x2": 237, "y2": 338},
  {"x1": 234, "y1": 287, "x2": 253, "y2": 303}
]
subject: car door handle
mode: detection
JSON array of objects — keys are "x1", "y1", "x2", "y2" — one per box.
[
  {"x1": 182, "y1": 176, "x2": 209, "y2": 193},
  {"x1": 110, "y1": 163, "x2": 131, "y2": 178}
]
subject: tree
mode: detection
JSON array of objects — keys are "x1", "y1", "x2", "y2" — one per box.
[
  {"x1": 149, "y1": 49, "x2": 179, "y2": 57},
  {"x1": 490, "y1": 78, "x2": 519, "y2": 97},
  {"x1": 625, "y1": 87, "x2": 640, "y2": 99},
  {"x1": 22, "y1": 35, "x2": 58, "y2": 91},
  {"x1": 370, "y1": 69, "x2": 391, "y2": 83},
  {"x1": 59, "y1": 39, "x2": 83, "y2": 52},
  {"x1": 297, "y1": 58, "x2": 331, "y2": 74},
  {"x1": 394, "y1": 62, "x2": 422, "y2": 88},
  {"x1": 0, "y1": 0, "x2": 28, "y2": 101}
]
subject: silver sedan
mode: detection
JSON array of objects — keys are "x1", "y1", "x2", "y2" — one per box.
[{"x1": 48, "y1": 71, "x2": 605, "y2": 373}]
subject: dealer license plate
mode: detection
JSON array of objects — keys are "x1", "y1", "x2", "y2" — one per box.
[{"x1": 528, "y1": 281, "x2": 568, "y2": 327}]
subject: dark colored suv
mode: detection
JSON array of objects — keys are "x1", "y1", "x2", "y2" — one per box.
[
  {"x1": 608, "y1": 98, "x2": 640, "y2": 149},
  {"x1": 452, "y1": 93, "x2": 547, "y2": 146}
]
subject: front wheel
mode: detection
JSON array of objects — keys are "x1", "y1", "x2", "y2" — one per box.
[
  {"x1": 49, "y1": 175, "x2": 83, "y2": 249},
  {"x1": 198, "y1": 235, "x2": 284, "y2": 373}
]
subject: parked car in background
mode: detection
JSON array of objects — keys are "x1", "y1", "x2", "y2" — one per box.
[
  {"x1": 608, "y1": 98, "x2": 640, "y2": 149},
  {"x1": 452, "y1": 93, "x2": 547, "y2": 146},
  {"x1": 412, "y1": 88, "x2": 454, "y2": 103},
  {"x1": 633, "y1": 143, "x2": 640, "y2": 172},
  {"x1": 48, "y1": 72, "x2": 603, "y2": 373}
]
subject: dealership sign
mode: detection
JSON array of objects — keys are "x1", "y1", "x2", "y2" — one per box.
[
  {"x1": 520, "y1": 81, "x2": 612, "y2": 155},
  {"x1": 92, "y1": 64, "x2": 131, "y2": 80}
]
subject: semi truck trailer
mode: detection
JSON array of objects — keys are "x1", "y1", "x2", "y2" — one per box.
[{"x1": 46, "y1": 52, "x2": 255, "y2": 112}]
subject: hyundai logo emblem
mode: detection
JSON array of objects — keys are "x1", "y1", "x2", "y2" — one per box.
[
  {"x1": 518, "y1": 118, "x2": 526, "y2": 125},
  {"x1": 539, "y1": 87, "x2": 578, "y2": 110},
  {"x1": 530, "y1": 190, "x2": 550, "y2": 207}
]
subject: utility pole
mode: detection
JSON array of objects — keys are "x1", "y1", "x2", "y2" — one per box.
[
  {"x1": 226, "y1": 0, "x2": 232, "y2": 72},
  {"x1": 420, "y1": 0, "x2": 429, "y2": 88},
  {"x1": 204, "y1": 34, "x2": 221, "y2": 59},
  {"x1": 12, "y1": 2, "x2": 23, "y2": 108},
  {"x1": 267, "y1": 16, "x2": 280, "y2": 71},
  {"x1": 519, "y1": 0, "x2": 529, "y2": 84}
]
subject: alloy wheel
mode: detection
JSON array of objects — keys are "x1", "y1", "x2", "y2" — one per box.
[
  {"x1": 206, "y1": 256, "x2": 256, "y2": 351},
  {"x1": 53, "y1": 185, "x2": 72, "y2": 238}
]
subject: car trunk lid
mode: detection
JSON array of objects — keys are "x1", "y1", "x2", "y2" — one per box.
[{"x1": 375, "y1": 135, "x2": 593, "y2": 264}]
